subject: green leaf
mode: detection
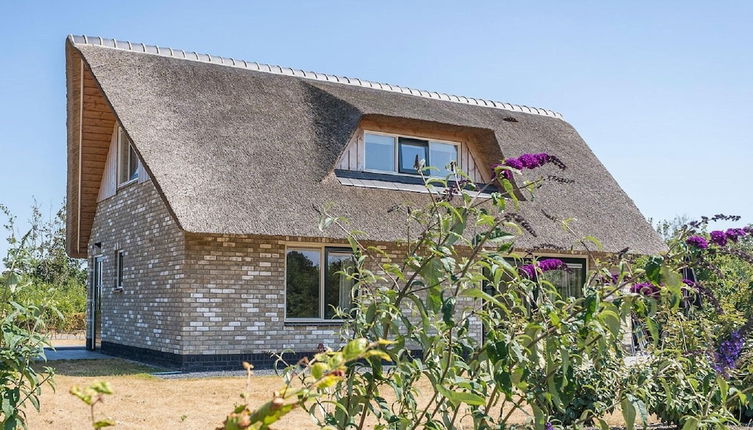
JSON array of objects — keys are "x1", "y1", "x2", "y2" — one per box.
[
  {"x1": 343, "y1": 338, "x2": 368, "y2": 361},
  {"x1": 311, "y1": 362, "x2": 328, "y2": 380},
  {"x1": 681, "y1": 416, "x2": 700, "y2": 430},
  {"x1": 460, "y1": 288, "x2": 503, "y2": 308},
  {"x1": 599, "y1": 310, "x2": 621, "y2": 337},
  {"x1": 621, "y1": 397, "x2": 636, "y2": 430},
  {"x1": 436, "y1": 386, "x2": 485, "y2": 406},
  {"x1": 441, "y1": 297, "x2": 456, "y2": 327},
  {"x1": 93, "y1": 419, "x2": 117, "y2": 429},
  {"x1": 644, "y1": 255, "x2": 664, "y2": 284},
  {"x1": 582, "y1": 235, "x2": 603, "y2": 250}
]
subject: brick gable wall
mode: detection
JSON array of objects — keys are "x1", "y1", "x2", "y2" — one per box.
[{"x1": 88, "y1": 179, "x2": 186, "y2": 355}]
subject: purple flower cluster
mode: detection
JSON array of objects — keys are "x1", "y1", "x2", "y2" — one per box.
[
  {"x1": 545, "y1": 422, "x2": 555, "y2": 430},
  {"x1": 630, "y1": 282, "x2": 661, "y2": 298},
  {"x1": 725, "y1": 228, "x2": 747, "y2": 242},
  {"x1": 686, "y1": 235, "x2": 708, "y2": 249},
  {"x1": 693, "y1": 227, "x2": 752, "y2": 248},
  {"x1": 713, "y1": 330, "x2": 745, "y2": 375},
  {"x1": 519, "y1": 258, "x2": 567, "y2": 280},
  {"x1": 682, "y1": 278, "x2": 696, "y2": 288},
  {"x1": 492, "y1": 152, "x2": 564, "y2": 180},
  {"x1": 710, "y1": 230, "x2": 727, "y2": 247}
]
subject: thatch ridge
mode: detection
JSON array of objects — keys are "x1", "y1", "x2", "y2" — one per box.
[{"x1": 67, "y1": 35, "x2": 563, "y2": 120}]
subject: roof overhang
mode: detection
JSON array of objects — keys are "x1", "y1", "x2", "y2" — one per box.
[{"x1": 65, "y1": 40, "x2": 118, "y2": 258}]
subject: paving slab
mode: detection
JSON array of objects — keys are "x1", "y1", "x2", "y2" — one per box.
[{"x1": 42, "y1": 346, "x2": 110, "y2": 361}]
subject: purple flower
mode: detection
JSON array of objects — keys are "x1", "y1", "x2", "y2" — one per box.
[
  {"x1": 713, "y1": 330, "x2": 745, "y2": 376},
  {"x1": 682, "y1": 278, "x2": 695, "y2": 288},
  {"x1": 518, "y1": 153, "x2": 538, "y2": 169},
  {"x1": 545, "y1": 423, "x2": 555, "y2": 430},
  {"x1": 519, "y1": 258, "x2": 566, "y2": 279},
  {"x1": 538, "y1": 258, "x2": 567, "y2": 272},
  {"x1": 744, "y1": 226, "x2": 753, "y2": 235},
  {"x1": 492, "y1": 152, "x2": 563, "y2": 181},
  {"x1": 504, "y1": 157, "x2": 524, "y2": 170},
  {"x1": 710, "y1": 230, "x2": 727, "y2": 247},
  {"x1": 630, "y1": 282, "x2": 660, "y2": 298},
  {"x1": 519, "y1": 264, "x2": 537, "y2": 279},
  {"x1": 725, "y1": 228, "x2": 747, "y2": 242},
  {"x1": 686, "y1": 235, "x2": 709, "y2": 249}
]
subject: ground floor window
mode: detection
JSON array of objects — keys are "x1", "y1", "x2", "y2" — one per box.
[
  {"x1": 115, "y1": 250, "x2": 124, "y2": 290},
  {"x1": 285, "y1": 246, "x2": 355, "y2": 320},
  {"x1": 541, "y1": 257, "x2": 587, "y2": 298},
  {"x1": 492, "y1": 256, "x2": 587, "y2": 298}
]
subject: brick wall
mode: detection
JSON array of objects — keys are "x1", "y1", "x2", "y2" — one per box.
[
  {"x1": 88, "y1": 178, "x2": 573, "y2": 366},
  {"x1": 88, "y1": 179, "x2": 185, "y2": 354},
  {"x1": 180, "y1": 234, "x2": 484, "y2": 356}
]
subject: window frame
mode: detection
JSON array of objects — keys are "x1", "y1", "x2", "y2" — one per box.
[
  {"x1": 114, "y1": 250, "x2": 124, "y2": 291},
  {"x1": 284, "y1": 243, "x2": 354, "y2": 323},
  {"x1": 363, "y1": 130, "x2": 460, "y2": 177},
  {"x1": 363, "y1": 132, "x2": 397, "y2": 173},
  {"x1": 92, "y1": 255, "x2": 104, "y2": 290},
  {"x1": 117, "y1": 126, "x2": 139, "y2": 187},
  {"x1": 495, "y1": 255, "x2": 589, "y2": 298}
]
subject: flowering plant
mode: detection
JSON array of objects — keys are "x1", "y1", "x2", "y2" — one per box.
[{"x1": 230, "y1": 156, "x2": 752, "y2": 430}]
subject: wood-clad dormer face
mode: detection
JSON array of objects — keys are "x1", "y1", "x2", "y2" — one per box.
[
  {"x1": 336, "y1": 116, "x2": 493, "y2": 184},
  {"x1": 96, "y1": 124, "x2": 148, "y2": 203}
]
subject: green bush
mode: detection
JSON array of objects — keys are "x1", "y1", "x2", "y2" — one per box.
[
  {"x1": 628, "y1": 353, "x2": 736, "y2": 429},
  {"x1": 549, "y1": 355, "x2": 621, "y2": 425},
  {"x1": 227, "y1": 157, "x2": 753, "y2": 430},
  {"x1": 15, "y1": 279, "x2": 86, "y2": 332},
  {"x1": 1, "y1": 202, "x2": 87, "y2": 333}
]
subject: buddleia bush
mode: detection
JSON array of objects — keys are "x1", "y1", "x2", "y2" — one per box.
[{"x1": 223, "y1": 154, "x2": 753, "y2": 430}]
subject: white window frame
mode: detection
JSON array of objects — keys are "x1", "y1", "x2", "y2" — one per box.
[
  {"x1": 283, "y1": 243, "x2": 354, "y2": 323},
  {"x1": 362, "y1": 130, "x2": 460, "y2": 177},
  {"x1": 534, "y1": 253, "x2": 589, "y2": 298},
  {"x1": 117, "y1": 126, "x2": 139, "y2": 187},
  {"x1": 92, "y1": 255, "x2": 104, "y2": 290},
  {"x1": 114, "y1": 250, "x2": 124, "y2": 291}
]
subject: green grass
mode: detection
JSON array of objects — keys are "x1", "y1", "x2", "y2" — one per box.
[{"x1": 36, "y1": 359, "x2": 161, "y2": 377}]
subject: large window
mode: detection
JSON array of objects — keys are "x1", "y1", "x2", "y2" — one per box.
[
  {"x1": 364, "y1": 132, "x2": 458, "y2": 177},
  {"x1": 286, "y1": 247, "x2": 355, "y2": 320},
  {"x1": 117, "y1": 127, "x2": 139, "y2": 185}
]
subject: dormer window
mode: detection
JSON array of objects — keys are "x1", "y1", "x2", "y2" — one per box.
[
  {"x1": 117, "y1": 127, "x2": 138, "y2": 185},
  {"x1": 364, "y1": 132, "x2": 458, "y2": 177}
]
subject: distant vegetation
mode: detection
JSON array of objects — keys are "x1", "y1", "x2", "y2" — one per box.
[{"x1": 1, "y1": 201, "x2": 87, "y2": 332}]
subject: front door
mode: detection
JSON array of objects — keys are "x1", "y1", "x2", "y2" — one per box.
[{"x1": 89, "y1": 256, "x2": 103, "y2": 350}]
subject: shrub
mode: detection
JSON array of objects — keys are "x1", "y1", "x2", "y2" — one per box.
[
  {"x1": 548, "y1": 353, "x2": 622, "y2": 425},
  {"x1": 0, "y1": 238, "x2": 57, "y2": 429}
]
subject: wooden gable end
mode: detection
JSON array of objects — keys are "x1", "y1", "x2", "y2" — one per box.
[{"x1": 66, "y1": 48, "x2": 117, "y2": 257}]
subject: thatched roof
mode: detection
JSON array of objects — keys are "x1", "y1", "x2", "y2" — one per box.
[{"x1": 65, "y1": 35, "x2": 666, "y2": 255}]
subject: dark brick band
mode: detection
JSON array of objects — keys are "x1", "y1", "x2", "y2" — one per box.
[{"x1": 101, "y1": 341, "x2": 318, "y2": 371}]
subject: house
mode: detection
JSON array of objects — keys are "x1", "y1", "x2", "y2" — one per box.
[{"x1": 64, "y1": 35, "x2": 664, "y2": 370}]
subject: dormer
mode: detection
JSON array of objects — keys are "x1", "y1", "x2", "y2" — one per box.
[{"x1": 335, "y1": 116, "x2": 494, "y2": 192}]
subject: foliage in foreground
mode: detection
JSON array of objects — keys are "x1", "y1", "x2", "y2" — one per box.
[
  {"x1": 70, "y1": 381, "x2": 116, "y2": 429},
  {"x1": 0, "y1": 234, "x2": 58, "y2": 429},
  {"x1": 214, "y1": 154, "x2": 752, "y2": 430}
]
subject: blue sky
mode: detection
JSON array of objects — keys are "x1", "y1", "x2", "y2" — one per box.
[{"x1": 1, "y1": 1, "x2": 752, "y2": 261}]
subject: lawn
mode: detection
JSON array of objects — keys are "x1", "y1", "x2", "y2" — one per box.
[{"x1": 27, "y1": 359, "x2": 647, "y2": 429}]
